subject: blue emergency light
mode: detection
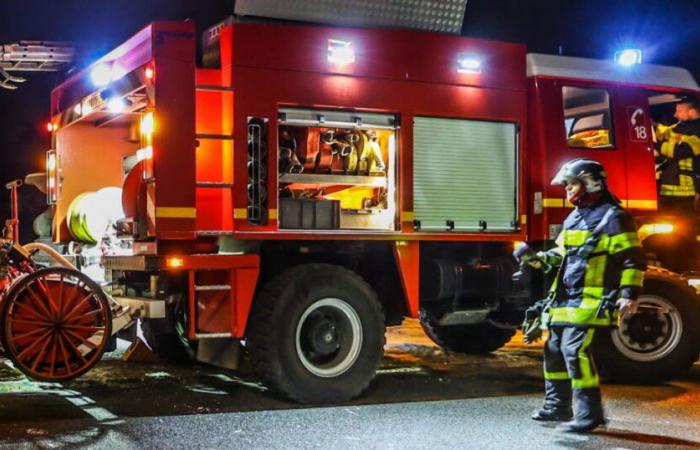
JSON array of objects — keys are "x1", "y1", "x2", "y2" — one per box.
[{"x1": 614, "y1": 49, "x2": 642, "y2": 66}]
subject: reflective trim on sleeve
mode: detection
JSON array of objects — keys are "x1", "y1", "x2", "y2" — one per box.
[
  {"x1": 549, "y1": 306, "x2": 613, "y2": 326},
  {"x1": 621, "y1": 268, "x2": 644, "y2": 287},
  {"x1": 609, "y1": 232, "x2": 641, "y2": 254}
]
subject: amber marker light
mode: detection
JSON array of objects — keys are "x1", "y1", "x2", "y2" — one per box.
[
  {"x1": 141, "y1": 112, "x2": 155, "y2": 136},
  {"x1": 166, "y1": 257, "x2": 184, "y2": 269},
  {"x1": 638, "y1": 223, "x2": 674, "y2": 241}
]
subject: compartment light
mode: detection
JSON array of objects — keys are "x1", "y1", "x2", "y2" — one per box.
[
  {"x1": 614, "y1": 49, "x2": 642, "y2": 66},
  {"x1": 328, "y1": 39, "x2": 355, "y2": 66},
  {"x1": 144, "y1": 66, "x2": 155, "y2": 80},
  {"x1": 91, "y1": 63, "x2": 112, "y2": 87},
  {"x1": 457, "y1": 55, "x2": 481, "y2": 73},
  {"x1": 46, "y1": 122, "x2": 55, "y2": 132}
]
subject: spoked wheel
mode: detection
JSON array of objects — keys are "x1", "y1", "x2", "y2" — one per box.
[{"x1": 0, "y1": 267, "x2": 111, "y2": 382}]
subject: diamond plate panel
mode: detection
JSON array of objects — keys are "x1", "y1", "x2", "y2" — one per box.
[{"x1": 235, "y1": 0, "x2": 468, "y2": 34}]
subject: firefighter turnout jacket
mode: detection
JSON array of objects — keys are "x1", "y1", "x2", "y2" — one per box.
[
  {"x1": 656, "y1": 119, "x2": 700, "y2": 198},
  {"x1": 539, "y1": 200, "x2": 647, "y2": 327}
]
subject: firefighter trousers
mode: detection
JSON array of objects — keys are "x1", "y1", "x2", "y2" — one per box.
[{"x1": 543, "y1": 326, "x2": 604, "y2": 422}]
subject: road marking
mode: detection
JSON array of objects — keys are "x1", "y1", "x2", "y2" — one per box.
[
  {"x1": 1, "y1": 360, "x2": 123, "y2": 425},
  {"x1": 376, "y1": 366, "x2": 428, "y2": 375}
]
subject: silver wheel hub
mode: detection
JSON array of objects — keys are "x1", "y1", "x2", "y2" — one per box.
[
  {"x1": 295, "y1": 297, "x2": 363, "y2": 378},
  {"x1": 612, "y1": 294, "x2": 683, "y2": 362}
]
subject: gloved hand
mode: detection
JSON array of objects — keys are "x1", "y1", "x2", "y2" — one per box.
[
  {"x1": 522, "y1": 304, "x2": 544, "y2": 344},
  {"x1": 527, "y1": 260, "x2": 542, "y2": 269},
  {"x1": 522, "y1": 316, "x2": 543, "y2": 344},
  {"x1": 524, "y1": 304, "x2": 542, "y2": 320},
  {"x1": 616, "y1": 298, "x2": 638, "y2": 315}
]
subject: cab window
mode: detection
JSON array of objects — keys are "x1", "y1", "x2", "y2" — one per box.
[{"x1": 562, "y1": 86, "x2": 614, "y2": 149}]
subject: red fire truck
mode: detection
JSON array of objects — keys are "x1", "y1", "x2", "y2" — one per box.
[{"x1": 5, "y1": 10, "x2": 700, "y2": 402}]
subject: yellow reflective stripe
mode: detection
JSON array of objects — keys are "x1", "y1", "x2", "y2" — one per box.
[
  {"x1": 544, "y1": 371, "x2": 569, "y2": 381},
  {"x1": 155, "y1": 207, "x2": 196, "y2": 219},
  {"x1": 549, "y1": 307, "x2": 612, "y2": 326},
  {"x1": 660, "y1": 140, "x2": 675, "y2": 158},
  {"x1": 609, "y1": 232, "x2": 641, "y2": 254},
  {"x1": 563, "y1": 230, "x2": 609, "y2": 252},
  {"x1": 621, "y1": 268, "x2": 644, "y2": 287},
  {"x1": 543, "y1": 198, "x2": 564, "y2": 208},
  {"x1": 660, "y1": 184, "x2": 696, "y2": 196},
  {"x1": 542, "y1": 199, "x2": 656, "y2": 210},
  {"x1": 584, "y1": 255, "x2": 606, "y2": 288},
  {"x1": 626, "y1": 199, "x2": 657, "y2": 210},
  {"x1": 679, "y1": 157, "x2": 693, "y2": 170},
  {"x1": 401, "y1": 211, "x2": 415, "y2": 222},
  {"x1": 572, "y1": 329, "x2": 599, "y2": 389},
  {"x1": 564, "y1": 229, "x2": 588, "y2": 246}
]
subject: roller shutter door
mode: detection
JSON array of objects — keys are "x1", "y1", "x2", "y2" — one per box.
[{"x1": 413, "y1": 116, "x2": 519, "y2": 232}]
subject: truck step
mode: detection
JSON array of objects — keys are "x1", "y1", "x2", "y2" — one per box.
[{"x1": 194, "y1": 284, "x2": 231, "y2": 291}]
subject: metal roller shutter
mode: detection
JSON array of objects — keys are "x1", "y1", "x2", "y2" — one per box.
[{"x1": 413, "y1": 116, "x2": 519, "y2": 232}]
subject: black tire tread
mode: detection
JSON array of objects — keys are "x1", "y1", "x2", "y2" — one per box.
[
  {"x1": 419, "y1": 308, "x2": 515, "y2": 354},
  {"x1": 247, "y1": 263, "x2": 385, "y2": 403}
]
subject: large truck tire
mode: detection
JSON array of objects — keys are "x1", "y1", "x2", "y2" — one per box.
[
  {"x1": 418, "y1": 308, "x2": 515, "y2": 354},
  {"x1": 594, "y1": 268, "x2": 700, "y2": 383},
  {"x1": 247, "y1": 264, "x2": 385, "y2": 403},
  {"x1": 139, "y1": 296, "x2": 196, "y2": 364}
]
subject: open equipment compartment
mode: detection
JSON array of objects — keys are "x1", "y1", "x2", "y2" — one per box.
[{"x1": 277, "y1": 108, "x2": 398, "y2": 231}]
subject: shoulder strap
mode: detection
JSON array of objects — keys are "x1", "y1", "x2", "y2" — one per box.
[{"x1": 576, "y1": 204, "x2": 617, "y2": 259}]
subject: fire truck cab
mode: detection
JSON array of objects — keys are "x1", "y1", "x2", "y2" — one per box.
[{"x1": 40, "y1": 16, "x2": 700, "y2": 402}]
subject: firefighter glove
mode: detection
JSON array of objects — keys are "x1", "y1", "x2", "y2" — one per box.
[
  {"x1": 522, "y1": 315, "x2": 543, "y2": 344},
  {"x1": 616, "y1": 298, "x2": 638, "y2": 315}
]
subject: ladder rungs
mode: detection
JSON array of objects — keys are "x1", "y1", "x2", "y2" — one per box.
[{"x1": 194, "y1": 284, "x2": 231, "y2": 291}]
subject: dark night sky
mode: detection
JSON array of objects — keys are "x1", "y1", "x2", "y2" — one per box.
[{"x1": 1, "y1": 0, "x2": 700, "y2": 239}]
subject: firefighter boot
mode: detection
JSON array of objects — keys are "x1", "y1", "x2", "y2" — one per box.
[
  {"x1": 556, "y1": 388, "x2": 606, "y2": 433},
  {"x1": 531, "y1": 380, "x2": 573, "y2": 421}
]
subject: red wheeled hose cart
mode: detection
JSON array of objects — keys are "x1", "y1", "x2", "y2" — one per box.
[{"x1": 0, "y1": 180, "x2": 112, "y2": 382}]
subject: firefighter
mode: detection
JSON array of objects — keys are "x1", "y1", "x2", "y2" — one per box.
[
  {"x1": 524, "y1": 159, "x2": 647, "y2": 433},
  {"x1": 655, "y1": 97, "x2": 700, "y2": 214}
]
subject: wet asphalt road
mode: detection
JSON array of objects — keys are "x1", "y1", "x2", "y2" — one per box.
[{"x1": 1, "y1": 320, "x2": 699, "y2": 449}]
